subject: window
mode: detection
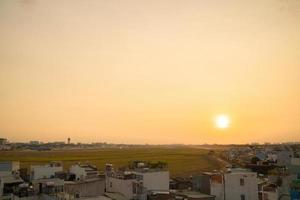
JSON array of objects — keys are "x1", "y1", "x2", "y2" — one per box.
[
  {"x1": 110, "y1": 182, "x2": 112, "y2": 188},
  {"x1": 241, "y1": 194, "x2": 245, "y2": 200},
  {"x1": 240, "y1": 178, "x2": 245, "y2": 186}
]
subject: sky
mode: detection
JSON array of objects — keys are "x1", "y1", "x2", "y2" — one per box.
[{"x1": 0, "y1": 0, "x2": 300, "y2": 144}]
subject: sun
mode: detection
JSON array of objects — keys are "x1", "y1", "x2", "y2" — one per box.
[{"x1": 215, "y1": 114, "x2": 230, "y2": 129}]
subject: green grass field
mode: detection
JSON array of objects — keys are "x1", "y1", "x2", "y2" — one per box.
[{"x1": 0, "y1": 147, "x2": 224, "y2": 177}]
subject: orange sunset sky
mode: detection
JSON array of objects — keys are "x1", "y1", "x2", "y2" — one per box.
[{"x1": 0, "y1": 0, "x2": 300, "y2": 144}]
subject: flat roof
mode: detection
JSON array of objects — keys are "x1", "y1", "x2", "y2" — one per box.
[
  {"x1": 65, "y1": 177, "x2": 104, "y2": 184},
  {"x1": 0, "y1": 175, "x2": 23, "y2": 184},
  {"x1": 174, "y1": 190, "x2": 215, "y2": 198},
  {"x1": 104, "y1": 192, "x2": 127, "y2": 200},
  {"x1": 32, "y1": 178, "x2": 64, "y2": 185}
]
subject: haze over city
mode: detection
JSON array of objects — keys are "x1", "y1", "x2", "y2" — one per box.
[{"x1": 0, "y1": 0, "x2": 300, "y2": 144}]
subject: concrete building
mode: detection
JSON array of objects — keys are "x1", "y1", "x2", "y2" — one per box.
[
  {"x1": 132, "y1": 169, "x2": 169, "y2": 192},
  {"x1": 69, "y1": 163, "x2": 99, "y2": 181},
  {"x1": 193, "y1": 168, "x2": 259, "y2": 200},
  {"x1": 276, "y1": 150, "x2": 293, "y2": 166},
  {"x1": 30, "y1": 162, "x2": 63, "y2": 180},
  {"x1": 224, "y1": 168, "x2": 258, "y2": 200},
  {"x1": 130, "y1": 161, "x2": 169, "y2": 192},
  {"x1": 31, "y1": 178, "x2": 64, "y2": 195},
  {"x1": 193, "y1": 172, "x2": 224, "y2": 200},
  {"x1": 105, "y1": 161, "x2": 169, "y2": 200},
  {"x1": 259, "y1": 183, "x2": 278, "y2": 200},
  {"x1": 0, "y1": 161, "x2": 23, "y2": 197},
  {"x1": 0, "y1": 161, "x2": 20, "y2": 174},
  {"x1": 105, "y1": 170, "x2": 144, "y2": 200},
  {"x1": 64, "y1": 178, "x2": 105, "y2": 198}
]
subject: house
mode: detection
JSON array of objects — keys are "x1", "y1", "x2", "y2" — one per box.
[
  {"x1": 0, "y1": 161, "x2": 24, "y2": 197},
  {"x1": 193, "y1": 168, "x2": 259, "y2": 200},
  {"x1": 259, "y1": 183, "x2": 278, "y2": 200},
  {"x1": 170, "y1": 177, "x2": 192, "y2": 190},
  {"x1": 31, "y1": 178, "x2": 64, "y2": 195},
  {"x1": 105, "y1": 168, "x2": 144, "y2": 200},
  {"x1": 132, "y1": 168, "x2": 169, "y2": 192},
  {"x1": 69, "y1": 163, "x2": 99, "y2": 181},
  {"x1": 224, "y1": 168, "x2": 259, "y2": 200},
  {"x1": 192, "y1": 171, "x2": 224, "y2": 200},
  {"x1": 64, "y1": 163, "x2": 105, "y2": 198},
  {"x1": 268, "y1": 169, "x2": 297, "y2": 199},
  {"x1": 0, "y1": 161, "x2": 20, "y2": 173},
  {"x1": 30, "y1": 161, "x2": 63, "y2": 180},
  {"x1": 105, "y1": 161, "x2": 169, "y2": 200},
  {"x1": 275, "y1": 150, "x2": 293, "y2": 166},
  {"x1": 64, "y1": 177, "x2": 105, "y2": 198}
]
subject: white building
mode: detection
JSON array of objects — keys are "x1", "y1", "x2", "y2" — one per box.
[
  {"x1": 224, "y1": 168, "x2": 259, "y2": 200},
  {"x1": 69, "y1": 163, "x2": 99, "y2": 181},
  {"x1": 132, "y1": 169, "x2": 169, "y2": 192},
  {"x1": 105, "y1": 172, "x2": 138, "y2": 199},
  {"x1": 105, "y1": 162, "x2": 169, "y2": 200},
  {"x1": 30, "y1": 161, "x2": 63, "y2": 180},
  {"x1": 194, "y1": 168, "x2": 258, "y2": 200}
]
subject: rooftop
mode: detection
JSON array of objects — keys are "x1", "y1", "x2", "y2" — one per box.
[
  {"x1": 226, "y1": 168, "x2": 256, "y2": 174},
  {"x1": 32, "y1": 178, "x2": 64, "y2": 186},
  {"x1": 104, "y1": 192, "x2": 127, "y2": 200},
  {"x1": 174, "y1": 190, "x2": 215, "y2": 199}
]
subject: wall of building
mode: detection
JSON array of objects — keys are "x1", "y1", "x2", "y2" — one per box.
[
  {"x1": 210, "y1": 180, "x2": 224, "y2": 200},
  {"x1": 192, "y1": 175, "x2": 210, "y2": 194},
  {"x1": 105, "y1": 176, "x2": 135, "y2": 199},
  {"x1": 291, "y1": 158, "x2": 300, "y2": 166},
  {"x1": 261, "y1": 191, "x2": 278, "y2": 200},
  {"x1": 193, "y1": 174, "x2": 224, "y2": 200},
  {"x1": 0, "y1": 161, "x2": 19, "y2": 172},
  {"x1": 276, "y1": 151, "x2": 293, "y2": 166},
  {"x1": 135, "y1": 171, "x2": 169, "y2": 191},
  {"x1": 224, "y1": 172, "x2": 258, "y2": 200},
  {"x1": 0, "y1": 181, "x2": 3, "y2": 197},
  {"x1": 69, "y1": 165, "x2": 86, "y2": 181},
  {"x1": 64, "y1": 178, "x2": 105, "y2": 197},
  {"x1": 30, "y1": 166, "x2": 63, "y2": 180}
]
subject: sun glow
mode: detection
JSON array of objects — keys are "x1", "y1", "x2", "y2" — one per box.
[{"x1": 215, "y1": 114, "x2": 230, "y2": 129}]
